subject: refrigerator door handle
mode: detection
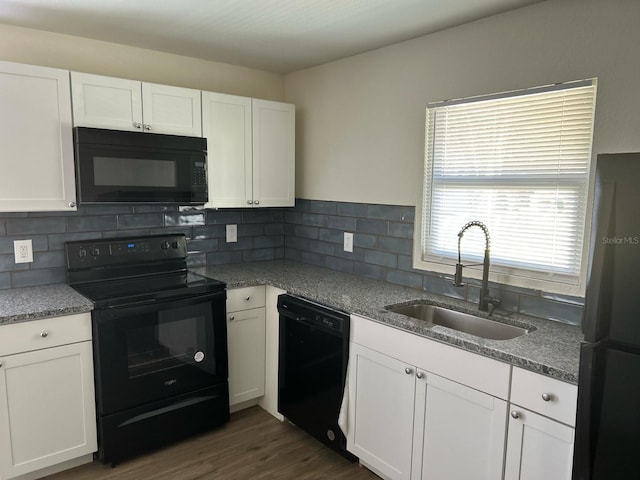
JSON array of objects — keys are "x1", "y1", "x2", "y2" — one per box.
[{"x1": 583, "y1": 178, "x2": 615, "y2": 341}]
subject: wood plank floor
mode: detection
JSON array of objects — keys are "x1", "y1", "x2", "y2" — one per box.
[{"x1": 44, "y1": 406, "x2": 380, "y2": 480}]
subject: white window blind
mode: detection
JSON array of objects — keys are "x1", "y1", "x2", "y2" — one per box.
[{"x1": 421, "y1": 80, "x2": 597, "y2": 289}]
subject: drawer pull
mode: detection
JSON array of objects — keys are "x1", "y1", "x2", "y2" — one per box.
[
  {"x1": 40, "y1": 331, "x2": 49, "y2": 338},
  {"x1": 416, "y1": 371, "x2": 424, "y2": 379},
  {"x1": 541, "y1": 392, "x2": 552, "y2": 402},
  {"x1": 404, "y1": 367, "x2": 413, "y2": 375},
  {"x1": 245, "y1": 296, "x2": 251, "y2": 301},
  {"x1": 229, "y1": 316, "x2": 235, "y2": 321},
  {"x1": 511, "y1": 411, "x2": 520, "y2": 419}
]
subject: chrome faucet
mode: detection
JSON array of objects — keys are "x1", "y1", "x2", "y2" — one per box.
[{"x1": 454, "y1": 221, "x2": 501, "y2": 314}]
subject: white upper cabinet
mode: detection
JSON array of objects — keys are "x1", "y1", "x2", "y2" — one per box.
[
  {"x1": 0, "y1": 61, "x2": 77, "y2": 212},
  {"x1": 71, "y1": 72, "x2": 202, "y2": 136},
  {"x1": 202, "y1": 92, "x2": 294, "y2": 208}
]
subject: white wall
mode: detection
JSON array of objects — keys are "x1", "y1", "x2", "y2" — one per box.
[
  {"x1": 284, "y1": 0, "x2": 640, "y2": 206},
  {"x1": 0, "y1": 23, "x2": 284, "y2": 100}
]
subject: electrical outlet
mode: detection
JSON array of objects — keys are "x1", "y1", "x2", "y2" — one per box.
[
  {"x1": 226, "y1": 224, "x2": 238, "y2": 243},
  {"x1": 14, "y1": 239, "x2": 33, "y2": 263},
  {"x1": 344, "y1": 232, "x2": 354, "y2": 253}
]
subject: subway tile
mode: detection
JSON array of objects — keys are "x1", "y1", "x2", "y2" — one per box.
[
  {"x1": 364, "y1": 250, "x2": 397, "y2": 268},
  {"x1": 285, "y1": 236, "x2": 311, "y2": 251},
  {"x1": 0, "y1": 272, "x2": 10, "y2": 290},
  {"x1": 337, "y1": 202, "x2": 367, "y2": 218},
  {"x1": 238, "y1": 223, "x2": 265, "y2": 236},
  {"x1": 325, "y1": 256, "x2": 354, "y2": 274},
  {"x1": 353, "y1": 233, "x2": 377, "y2": 249},
  {"x1": 217, "y1": 237, "x2": 254, "y2": 251},
  {"x1": 354, "y1": 263, "x2": 386, "y2": 282},
  {"x1": 67, "y1": 215, "x2": 117, "y2": 233},
  {"x1": 367, "y1": 204, "x2": 404, "y2": 221},
  {"x1": 0, "y1": 235, "x2": 48, "y2": 255},
  {"x1": 294, "y1": 199, "x2": 313, "y2": 212},
  {"x1": 134, "y1": 205, "x2": 178, "y2": 213},
  {"x1": 6, "y1": 217, "x2": 66, "y2": 235},
  {"x1": 520, "y1": 295, "x2": 583, "y2": 325},
  {"x1": 541, "y1": 291, "x2": 585, "y2": 306},
  {"x1": 274, "y1": 247, "x2": 285, "y2": 260},
  {"x1": 306, "y1": 200, "x2": 337, "y2": 215},
  {"x1": 0, "y1": 221, "x2": 5, "y2": 236},
  {"x1": 33, "y1": 251, "x2": 65, "y2": 269},
  {"x1": 271, "y1": 209, "x2": 285, "y2": 222},
  {"x1": 389, "y1": 221, "x2": 414, "y2": 239},
  {"x1": 83, "y1": 205, "x2": 133, "y2": 215},
  {"x1": 264, "y1": 223, "x2": 285, "y2": 235},
  {"x1": 356, "y1": 218, "x2": 388, "y2": 235},
  {"x1": 187, "y1": 238, "x2": 219, "y2": 253},
  {"x1": 300, "y1": 251, "x2": 326, "y2": 268},
  {"x1": 284, "y1": 223, "x2": 296, "y2": 236},
  {"x1": 302, "y1": 213, "x2": 329, "y2": 227},
  {"x1": 326, "y1": 215, "x2": 357, "y2": 231},
  {"x1": 254, "y1": 236, "x2": 285, "y2": 248},
  {"x1": 467, "y1": 285, "x2": 520, "y2": 313},
  {"x1": 335, "y1": 246, "x2": 365, "y2": 262},
  {"x1": 308, "y1": 240, "x2": 335, "y2": 256},
  {"x1": 285, "y1": 249, "x2": 302, "y2": 262},
  {"x1": 48, "y1": 232, "x2": 101, "y2": 251},
  {"x1": 11, "y1": 267, "x2": 66, "y2": 288},
  {"x1": 401, "y1": 207, "x2": 415, "y2": 222},
  {"x1": 243, "y1": 248, "x2": 276, "y2": 262},
  {"x1": 242, "y1": 209, "x2": 275, "y2": 224},
  {"x1": 294, "y1": 225, "x2": 319, "y2": 240},
  {"x1": 164, "y1": 213, "x2": 205, "y2": 226},
  {"x1": 386, "y1": 270, "x2": 423, "y2": 290},
  {"x1": 285, "y1": 210, "x2": 303, "y2": 224},
  {"x1": 398, "y1": 255, "x2": 421, "y2": 272},
  {"x1": 424, "y1": 275, "x2": 465, "y2": 299},
  {"x1": 0, "y1": 254, "x2": 30, "y2": 272},
  {"x1": 117, "y1": 213, "x2": 164, "y2": 230},
  {"x1": 206, "y1": 250, "x2": 243, "y2": 265},
  {"x1": 193, "y1": 225, "x2": 226, "y2": 239},
  {"x1": 318, "y1": 229, "x2": 343, "y2": 244},
  {"x1": 206, "y1": 210, "x2": 243, "y2": 225},
  {"x1": 378, "y1": 236, "x2": 413, "y2": 255},
  {"x1": 186, "y1": 253, "x2": 207, "y2": 268}
]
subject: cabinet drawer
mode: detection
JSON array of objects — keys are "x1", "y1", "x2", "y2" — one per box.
[
  {"x1": 510, "y1": 367, "x2": 578, "y2": 426},
  {"x1": 227, "y1": 286, "x2": 266, "y2": 312},
  {"x1": 0, "y1": 313, "x2": 92, "y2": 356}
]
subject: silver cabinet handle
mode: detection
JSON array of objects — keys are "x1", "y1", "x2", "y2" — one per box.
[
  {"x1": 254, "y1": 200, "x2": 260, "y2": 205},
  {"x1": 541, "y1": 393, "x2": 552, "y2": 402},
  {"x1": 247, "y1": 200, "x2": 253, "y2": 205},
  {"x1": 510, "y1": 411, "x2": 520, "y2": 419},
  {"x1": 404, "y1": 367, "x2": 413, "y2": 375},
  {"x1": 40, "y1": 331, "x2": 49, "y2": 338},
  {"x1": 416, "y1": 371, "x2": 424, "y2": 379},
  {"x1": 144, "y1": 124, "x2": 152, "y2": 131},
  {"x1": 68, "y1": 201, "x2": 76, "y2": 208},
  {"x1": 245, "y1": 296, "x2": 251, "y2": 301},
  {"x1": 229, "y1": 315, "x2": 235, "y2": 321},
  {"x1": 134, "y1": 122, "x2": 142, "y2": 129}
]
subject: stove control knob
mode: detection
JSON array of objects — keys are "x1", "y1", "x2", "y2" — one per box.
[
  {"x1": 160, "y1": 241, "x2": 171, "y2": 250},
  {"x1": 90, "y1": 247, "x2": 100, "y2": 257},
  {"x1": 171, "y1": 241, "x2": 179, "y2": 249},
  {"x1": 77, "y1": 248, "x2": 87, "y2": 258}
]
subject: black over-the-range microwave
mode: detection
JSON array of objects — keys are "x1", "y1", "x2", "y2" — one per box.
[{"x1": 73, "y1": 127, "x2": 208, "y2": 205}]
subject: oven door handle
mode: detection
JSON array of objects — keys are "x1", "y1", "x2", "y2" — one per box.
[{"x1": 107, "y1": 298, "x2": 158, "y2": 309}]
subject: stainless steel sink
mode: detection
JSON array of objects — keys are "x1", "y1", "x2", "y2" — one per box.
[{"x1": 385, "y1": 303, "x2": 530, "y2": 340}]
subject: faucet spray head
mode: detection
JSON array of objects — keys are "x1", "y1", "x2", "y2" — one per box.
[{"x1": 454, "y1": 263, "x2": 465, "y2": 287}]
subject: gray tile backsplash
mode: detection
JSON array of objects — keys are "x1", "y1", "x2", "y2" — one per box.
[{"x1": 0, "y1": 199, "x2": 584, "y2": 325}]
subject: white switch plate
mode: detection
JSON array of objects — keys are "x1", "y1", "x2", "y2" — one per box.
[
  {"x1": 14, "y1": 239, "x2": 33, "y2": 263},
  {"x1": 226, "y1": 224, "x2": 238, "y2": 243},
  {"x1": 344, "y1": 232, "x2": 354, "y2": 253}
]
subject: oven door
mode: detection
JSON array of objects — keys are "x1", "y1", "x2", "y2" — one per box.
[{"x1": 92, "y1": 291, "x2": 227, "y2": 415}]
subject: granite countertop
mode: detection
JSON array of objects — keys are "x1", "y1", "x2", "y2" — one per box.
[
  {"x1": 0, "y1": 284, "x2": 93, "y2": 325},
  {"x1": 196, "y1": 260, "x2": 583, "y2": 384}
]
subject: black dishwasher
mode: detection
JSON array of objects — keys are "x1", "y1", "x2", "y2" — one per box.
[{"x1": 277, "y1": 294, "x2": 356, "y2": 461}]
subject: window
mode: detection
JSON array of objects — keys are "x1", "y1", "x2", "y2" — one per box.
[{"x1": 415, "y1": 80, "x2": 597, "y2": 296}]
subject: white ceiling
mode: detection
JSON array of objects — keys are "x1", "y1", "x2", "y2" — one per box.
[{"x1": 0, "y1": 0, "x2": 544, "y2": 73}]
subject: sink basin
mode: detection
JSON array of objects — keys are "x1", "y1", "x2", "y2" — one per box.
[{"x1": 385, "y1": 303, "x2": 530, "y2": 340}]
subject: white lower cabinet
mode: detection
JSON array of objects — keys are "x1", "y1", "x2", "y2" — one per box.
[
  {"x1": 504, "y1": 407, "x2": 575, "y2": 480},
  {"x1": 0, "y1": 314, "x2": 97, "y2": 480},
  {"x1": 347, "y1": 315, "x2": 511, "y2": 480},
  {"x1": 226, "y1": 286, "x2": 266, "y2": 408}
]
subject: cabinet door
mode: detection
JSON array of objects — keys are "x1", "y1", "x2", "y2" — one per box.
[
  {"x1": 252, "y1": 99, "x2": 295, "y2": 208},
  {"x1": 71, "y1": 72, "x2": 143, "y2": 131},
  {"x1": 141, "y1": 83, "x2": 202, "y2": 136},
  {"x1": 347, "y1": 343, "x2": 415, "y2": 480},
  {"x1": 202, "y1": 91, "x2": 253, "y2": 208},
  {"x1": 413, "y1": 372, "x2": 507, "y2": 480},
  {"x1": 504, "y1": 407, "x2": 574, "y2": 480},
  {"x1": 0, "y1": 342, "x2": 97, "y2": 479},
  {"x1": 0, "y1": 61, "x2": 77, "y2": 212},
  {"x1": 227, "y1": 307, "x2": 266, "y2": 406}
]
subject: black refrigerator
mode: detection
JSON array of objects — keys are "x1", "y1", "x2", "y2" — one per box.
[{"x1": 573, "y1": 153, "x2": 640, "y2": 479}]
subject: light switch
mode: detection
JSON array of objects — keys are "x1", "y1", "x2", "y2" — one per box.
[{"x1": 226, "y1": 224, "x2": 238, "y2": 243}]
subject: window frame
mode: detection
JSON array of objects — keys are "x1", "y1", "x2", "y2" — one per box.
[{"x1": 413, "y1": 80, "x2": 597, "y2": 297}]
